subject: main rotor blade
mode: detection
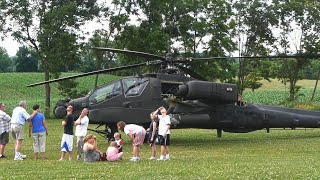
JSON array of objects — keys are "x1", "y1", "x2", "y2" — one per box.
[
  {"x1": 92, "y1": 47, "x2": 166, "y2": 61},
  {"x1": 27, "y1": 62, "x2": 150, "y2": 87},
  {"x1": 175, "y1": 64, "x2": 207, "y2": 81},
  {"x1": 191, "y1": 54, "x2": 320, "y2": 61}
]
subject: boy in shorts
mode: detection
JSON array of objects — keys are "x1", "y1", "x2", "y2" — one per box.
[{"x1": 153, "y1": 107, "x2": 171, "y2": 160}]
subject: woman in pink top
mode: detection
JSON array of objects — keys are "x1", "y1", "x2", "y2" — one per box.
[
  {"x1": 106, "y1": 141, "x2": 123, "y2": 161},
  {"x1": 117, "y1": 121, "x2": 146, "y2": 162}
]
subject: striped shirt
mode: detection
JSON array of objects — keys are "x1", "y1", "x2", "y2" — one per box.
[{"x1": 0, "y1": 110, "x2": 11, "y2": 134}]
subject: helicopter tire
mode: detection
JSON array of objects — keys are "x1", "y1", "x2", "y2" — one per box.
[{"x1": 54, "y1": 106, "x2": 67, "y2": 118}]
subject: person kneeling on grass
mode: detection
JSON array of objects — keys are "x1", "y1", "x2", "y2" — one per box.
[
  {"x1": 117, "y1": 121, "x2": 146, "y2": 162},
  {"x1": 106, "y1": 141, "x2": 123, "y2": 162}
]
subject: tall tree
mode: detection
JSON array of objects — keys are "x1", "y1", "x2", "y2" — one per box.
[
  {"x1": 0, "y1": 47, "x2": 13, "y2": 72},
  {"x1": 0, "y1": 0, "x2": 100, "y2": 114},
  {"x1": 111, "y1": 0, "x2": 236, "y2": 81},
  {"x1": 84, "y1": 30, "x2": 117, "y2": 87},
  {"x1": 15, "y1": 46, "x2": 38, "y2": 72},
  {"x1": 272, "y1": 0, "x2": 317, "y2": 101},
  {"x1": 234, "y1": 0, "x2": 278, "y2": 94}
]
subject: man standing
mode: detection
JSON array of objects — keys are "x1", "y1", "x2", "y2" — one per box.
[
  {"x1": 59, "y1": 105, "x2": 75, "y2": 161},
  {"x1": 11, "y1": 100, "x2": 38, "y2": 160},
  {"x1": 74, "y1": 108, "x2": 89, "y2": 160},
  {"x1": 0, "y1": 103, "x2": 11, "y2": 158}
]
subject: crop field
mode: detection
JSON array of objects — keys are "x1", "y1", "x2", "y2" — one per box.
[
  {"x1": 244, "y1": 79, "x2": 320, "y2": 105},
  {"x1": 0, "y1": 73, "x2": 320, "y2": 179},
  {"x1": 0, "y1": 73, "x2": 120, "y2": 115}
]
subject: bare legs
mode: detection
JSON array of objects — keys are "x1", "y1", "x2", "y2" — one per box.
[
  {"x1": 0, "y1": 144, "x2": 6, "y2": 156},
  {"x1": 151, "y1": 144, "x2": 157, "y2": 157},
  {"x1": 15, "y1": 139, "x2": 23, "y2": 153},
  {"x1": 133, "y1": 144, "x2": 140, "y2": 157},
  {"x1": 60, "y1": 151, "x2": 72, "y2": 161}
]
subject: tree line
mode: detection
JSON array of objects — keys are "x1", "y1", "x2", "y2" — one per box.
[{"x1": 0, "y1": 0, "x2": 320, "y2": 114}]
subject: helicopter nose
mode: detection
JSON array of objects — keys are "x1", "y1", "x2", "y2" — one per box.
[
  {"x1": 54, "y1": 106, "x2": 67, "y2": 118},
  {"x1": 69, "y1": 96, "x2": 89, "y2": 110}
]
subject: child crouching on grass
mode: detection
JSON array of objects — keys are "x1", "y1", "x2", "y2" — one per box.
[{"x1": 106, "y1": 141, "x2": 123, "y2": 162}]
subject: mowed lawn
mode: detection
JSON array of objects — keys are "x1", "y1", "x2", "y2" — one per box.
[
  {"x1": 0, "y1": 119, "x2": 320, "y2": 179},
  {"x1": 1, "y1": 73, "x2": 320, "y2": 179}
]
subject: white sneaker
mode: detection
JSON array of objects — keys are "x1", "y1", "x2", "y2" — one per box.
[
  {"x1": 129, "y1": 157, "x2": 141, "y2": 162},
  {"x1": 165, "y1": 158, "x2": 170, "y2": 161},
  {"x1": 14, "y1": 156, "x2": 23, "y2": 161},
  {"x1": 156, "y1": 158, "x2": 164, "y2": 161},
  {"x1": 149, "y1": 157, "x2": 156, "y2": 160},
  {"x1": 20, "y1": 154, "x2": 27, "y2": 159}
]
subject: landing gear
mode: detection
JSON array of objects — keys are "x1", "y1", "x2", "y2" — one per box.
[
  {"x1": 87, "y1": 124, "x2": 118, "y2": 142},
  {"x1": 217, "y1": 129, "x2": 222, "y2": 138},
  {"x1": 106, "y1": 124, "x2": 118, "y2": 141}
]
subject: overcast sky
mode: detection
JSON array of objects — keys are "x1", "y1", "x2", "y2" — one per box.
[
  {"x1": 0, "y1": 0, "x2": 110, "y2": 57},
  {"x1": 0, "y1": 36, "x2": 19, "y2": 56},
  {"x1": 0, "y1": 19, "x2": 106, "y2": 57}
]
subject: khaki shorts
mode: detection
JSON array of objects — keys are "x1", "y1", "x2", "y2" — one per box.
[{"x1": 11, "y1": 124, "x2": 24, "y2": 140}]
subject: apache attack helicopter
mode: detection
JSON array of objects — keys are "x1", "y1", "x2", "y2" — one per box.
[{"x1": 28, "y1": 47, "x2": 320, "y2": 139}]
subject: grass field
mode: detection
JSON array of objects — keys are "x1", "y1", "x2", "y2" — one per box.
[
  {"x1": 1, "y1": 73, "x2": 320, "y2": 179},
  {"x1": 1, "y1": 119, "x2": 320, "y2": 179}
]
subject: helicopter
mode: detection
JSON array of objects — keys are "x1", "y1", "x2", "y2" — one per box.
[{"x1": 28, "y1": 47, "x2": 320, "y2": 140}]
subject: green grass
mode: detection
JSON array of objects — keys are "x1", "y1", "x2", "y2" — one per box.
[
  {"x1": 1, "y1": 73, "x2": 320, "y2": 178},
  {"x1": 1, "y1": 119, "x2": 320, "y2": 179}
]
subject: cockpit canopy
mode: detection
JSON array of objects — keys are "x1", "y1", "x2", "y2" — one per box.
[{"x1": 89, "y1": 77, "x2": 149, "y2": 105}]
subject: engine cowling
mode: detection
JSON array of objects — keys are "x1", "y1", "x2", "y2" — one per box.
[{"x1": 176, "y1": 81, "x2": 238, "y2": 102}]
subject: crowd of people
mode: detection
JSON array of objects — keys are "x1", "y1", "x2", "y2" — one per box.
[{"x1": 0, "y1": 100, "x2": 172, "y2": 162}]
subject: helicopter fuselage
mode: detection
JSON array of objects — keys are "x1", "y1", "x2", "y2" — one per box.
[{"x1": 53, "y1": 73, "x2": 320, "y2": 138}]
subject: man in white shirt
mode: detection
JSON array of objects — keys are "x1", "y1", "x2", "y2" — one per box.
[
  {"x1": 11, "y1": 100, "x2": 38, "y2": 160},
  {"x1": 74, "y1": 108, "x2": 89, "y2": 160}
]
